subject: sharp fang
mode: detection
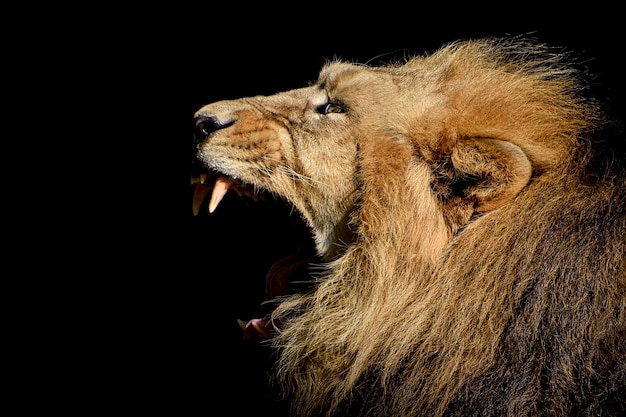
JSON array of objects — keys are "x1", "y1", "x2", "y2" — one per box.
[
  {"x1": 236, "y1": 319, "x2": 247, "y2": 331},
  {"x1": 209, "y1": 176, "x2": 235, "y2": 213},
  {"x1": 192, "y1": 183, "x2": 211, "y2": 216}
]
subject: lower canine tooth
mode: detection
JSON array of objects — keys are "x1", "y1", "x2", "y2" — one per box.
[{"x1": 236, "y1": 319, "x2": 247, "y2": 331}]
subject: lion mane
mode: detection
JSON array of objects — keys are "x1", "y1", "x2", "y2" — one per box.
[{"x1": 192, "y1": 37, "x2": 626, "y2": 416}]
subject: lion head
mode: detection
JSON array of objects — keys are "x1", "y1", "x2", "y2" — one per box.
[{"x1": 191, "y1": 37, "x2": 625, "y2": 416}]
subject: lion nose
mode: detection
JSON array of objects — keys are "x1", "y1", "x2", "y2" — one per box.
[{"x1": 193, "y1": 116, "x2": 235, "y2": 147}]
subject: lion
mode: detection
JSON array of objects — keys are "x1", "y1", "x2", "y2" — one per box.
[{"x1": 191, "y1": 37, "x2": 626, "y2": 416}]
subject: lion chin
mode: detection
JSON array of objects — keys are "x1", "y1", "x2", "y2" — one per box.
[{"x1": 191, "y1": 37, "x2": 626, "y2": 417}]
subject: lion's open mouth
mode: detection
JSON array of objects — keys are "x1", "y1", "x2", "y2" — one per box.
[
  {"x1": 191, "y1": 171, "x2": 319, "y2": 340},
  {"x1": 191, "y1": 172, "x2": 266, "y2": 215}
]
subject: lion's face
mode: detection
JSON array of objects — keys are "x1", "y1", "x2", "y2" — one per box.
[
  {"x1": 192, "y1": 57, "x2": 536, "y2": 261},
  {"x1": 192, "y1": 62, "x2": 405, "y2": 258}
]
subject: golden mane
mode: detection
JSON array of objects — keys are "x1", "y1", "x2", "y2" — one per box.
[{"x1": 192, "y1": 37, "x2": 626, "y2": 416}]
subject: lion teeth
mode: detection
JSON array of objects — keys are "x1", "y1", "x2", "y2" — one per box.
[
  {"x1": 192, "y1": 183, "x2": 211, "y2": 216},
  {"x1": 209, "y1": 176, "x2": 235, "y2": 213},
  {"x1": 192, "y1": 174, "x2": 263, "y2": 215},
  {"x1": 236, "y1": 319, "x2": 247, "y2": 330},
  {"x1": 190, "y1": 173, "x2": 210, "y2": 185}
]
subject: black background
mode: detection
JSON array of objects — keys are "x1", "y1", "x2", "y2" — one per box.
[{"x1": 44, "y1": 5, "x2": 623, "y2": 416}]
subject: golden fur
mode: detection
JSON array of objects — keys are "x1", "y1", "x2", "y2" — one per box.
[{"x1": 192, "y1": 37, "x2": 626, "y2": 416}]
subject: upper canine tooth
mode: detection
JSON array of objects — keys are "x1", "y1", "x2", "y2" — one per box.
[
  {"x1": 209, "y1": 176, "x2": 236, "y2": 213},
  {"x1": 192, "y1": 183, "x2": 211, "y2": 216}
]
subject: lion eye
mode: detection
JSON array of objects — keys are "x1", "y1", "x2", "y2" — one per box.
[{"x1": 317, "y1": 101, "x2": 346, "y2": 114}]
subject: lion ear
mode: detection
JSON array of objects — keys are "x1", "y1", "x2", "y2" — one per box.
[{"x1": 450, "y1": 138, "x2": 532, "y2": 213}]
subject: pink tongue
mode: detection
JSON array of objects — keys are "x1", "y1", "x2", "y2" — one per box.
[
  {"x1": 238, "y1": 318, "x2": 273, "y2": 339},
  {"x1": 209, "y1": 176, "x2": 235, "y2": 213}
]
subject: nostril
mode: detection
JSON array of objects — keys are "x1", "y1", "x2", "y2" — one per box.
[
  {"x1": 195, "y1": 116, "x2": 221, "y2": 140},
  {"x1": 193, "y1": 116, "x2": 237, "y2": 149}
]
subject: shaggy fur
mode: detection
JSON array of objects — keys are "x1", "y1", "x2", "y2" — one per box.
[{"x1": 192, "y1": 37, "x2": 626, "y2": 416}]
